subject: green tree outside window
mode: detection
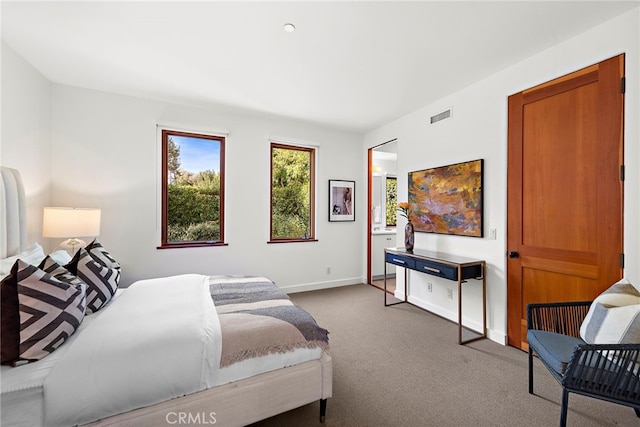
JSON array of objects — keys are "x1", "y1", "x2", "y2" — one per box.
[
  {"x1": 162, "y1": 130, "x2": 224, "y2": 247},
  {"x1": 271, "y1": 144, "x2": 315, "y2": 241},
  {"x1": 386, "y1": 177, "x2": 397, "y2": 226}
]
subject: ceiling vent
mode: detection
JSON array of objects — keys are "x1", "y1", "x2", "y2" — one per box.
[{"x1": 430, "y1": 108, "x2": 452, "y2": 124}]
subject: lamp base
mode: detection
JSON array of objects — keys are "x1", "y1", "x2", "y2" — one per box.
[{"x1": 59, "y1": 238, "x2": 87, "y2": 255}]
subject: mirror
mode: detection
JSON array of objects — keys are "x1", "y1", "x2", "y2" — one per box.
[
  {"x1": 371, "y1": 141, "x2": 398, "y2": 230},
  {"x1": 369, "y1": 140, "x2": 398, "y2": 287}
]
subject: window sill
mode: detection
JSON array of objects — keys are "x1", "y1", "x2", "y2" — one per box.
[
  {"x1": 157, "y1": 242, "x2": 228, "y2": 249},
  {"x1": 267, "y1": 239, "x2": 318, "y2": 244}
]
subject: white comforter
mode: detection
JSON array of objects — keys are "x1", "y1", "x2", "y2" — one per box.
[{"x1": 43, "y1": 274, "x2": 221, "y2": 427}]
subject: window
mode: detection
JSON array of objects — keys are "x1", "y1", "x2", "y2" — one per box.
[
  {"x1": 160, "y1": 129, "x2": 225, "y2": 248},
  {"x1": 270, "y1": 142, "x2": 316, "y2": 242},
  {"x1": 386, "y1": 177, "x2": 397, "y2": 226}
]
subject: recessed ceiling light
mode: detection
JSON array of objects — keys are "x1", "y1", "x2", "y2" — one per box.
[{"x1": 283, "y1": 23, "x2": 296, "y2": 33}]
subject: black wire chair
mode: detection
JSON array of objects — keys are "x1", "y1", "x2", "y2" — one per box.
[{"x1": 527, "y1": 301, "x2": 640, "y2": 426}]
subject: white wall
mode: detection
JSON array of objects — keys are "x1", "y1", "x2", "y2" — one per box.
[
  {"x1": 47, "y1": 85, "x2": 364, "y2": 290},
  {"x1": 2, "y1": 42, "x2": 365, "y2": 291},
  {"x1": 1, "y1": 43, "x2": 52, "y2": 247},
  {"x1": 363, "y1": 9, "x2": 640, "y2": 345}
]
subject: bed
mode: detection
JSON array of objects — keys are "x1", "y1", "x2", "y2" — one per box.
[{"x1": 0, "y1": 166, "x2": 332, "y2": 426}]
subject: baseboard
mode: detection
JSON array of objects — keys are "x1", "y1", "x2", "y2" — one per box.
[
  {"x1": 387, "y1": 293, "x2": 483, "y2": 336},
  {"x1": 396, "y1": 292, "x2": 507, "y2": 345},
  {"x1": 280, "y1": 277, "x2": 365, "y2": 294},
  {"x1": 407, "y1": 294, "x2": 459, "y2": 324},
  {"x1": 487, "y1": 329, "x2": 507, "y2": 345}
]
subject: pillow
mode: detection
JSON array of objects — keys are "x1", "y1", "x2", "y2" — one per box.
[
  {"x1": 0, "y1": 243, "x2": 45, "y2": 280},
  {"x1": 66, "y1": 247, "x2": 120, "y2": 313},
  {"x1": 47, "y1": 250, "x2": 72, "y2": 267},
  {"x1": 39, "y1": 256, "x2": 87, "y2": 289},
  {"x1": 580, "y1": 278, "x2": 640, "y2": 344},
  {"x1": 85, "y1": 239, "x2": 121, "y2": 269},
  {"x1": 1, "y1": 260, "x2": 86, "y2": 365},
  {"x1": 1, "y1": 268, "x2": 20, "y2": 363}
]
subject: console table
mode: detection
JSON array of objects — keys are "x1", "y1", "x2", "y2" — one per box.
[{"x1": 383, "y1": 248, "x2": 486, "y2": 345}]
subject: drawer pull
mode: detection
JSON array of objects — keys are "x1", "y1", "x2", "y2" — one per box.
[
  {"x1": 423, "y1": 266, "x2": 441, "y2": 273},
  {"x1": 392, "y1": 258, "x2": 406, "y2": 265}
]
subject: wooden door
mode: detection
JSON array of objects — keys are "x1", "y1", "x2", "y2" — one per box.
[{"x1": 506, "y1": 55, "x2": 625, "y2": 350}]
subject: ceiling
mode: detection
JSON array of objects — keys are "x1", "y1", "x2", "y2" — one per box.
[{"x1": 2, "y1": 1, "x2": 638, "y2": 134}]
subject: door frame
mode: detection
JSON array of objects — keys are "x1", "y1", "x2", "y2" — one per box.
[{"x1": 367, "y1": 148, "x2": 373, "y2": 285}]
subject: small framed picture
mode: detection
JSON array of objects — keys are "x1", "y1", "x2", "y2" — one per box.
[{"x1": 329, "y1": 180, "x2": 355, "y2": 222}]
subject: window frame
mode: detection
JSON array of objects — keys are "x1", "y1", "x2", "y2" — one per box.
[
  {"x1": 158, "y1": 128, "x2": 226, "y2": 249},
  {"x1": 268, "y1": 141, "x2": 317, "y2": 243}
]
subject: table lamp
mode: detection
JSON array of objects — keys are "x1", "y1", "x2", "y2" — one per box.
[{"x1": 43, "y1": 207, "x2": 101, "y2": 254}]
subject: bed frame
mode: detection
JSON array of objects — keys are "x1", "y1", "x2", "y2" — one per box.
[
  {"x1": 87, "y1": 353, "x2": 331, "y2": 426},
  {"x1": 1, "y1": 166, "x2": 332, "y2": 426}
]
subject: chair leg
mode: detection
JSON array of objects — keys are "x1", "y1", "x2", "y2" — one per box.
[
  {"x1": 528, "y1": 347, "x2": 534, "y2": 394},
  {"x1": 559, "y1": 389, "x2": 569, "y2": 427},
  {"x1": 319, "y1": 398, "x2": 327, "y2": 423}
]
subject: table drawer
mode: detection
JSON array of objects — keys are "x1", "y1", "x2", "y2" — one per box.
[
  {"x1": 385, "y1": 253, "x2": 416, "y2": 269},
  {"x1": 415, "y1": 259, "x2": 457, "y2": 280},
  {"x1": 415, "y1": 260, "x2": 483, "y2": 281}
]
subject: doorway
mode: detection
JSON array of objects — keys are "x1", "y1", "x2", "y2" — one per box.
[
  {"x1": 368, "y1": 140, "x2": 398, "y2": 292},
  {"x1": 506, "y1": 55, "x2": 625, "y2": 350}
]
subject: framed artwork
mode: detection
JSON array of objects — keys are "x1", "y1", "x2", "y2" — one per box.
[
  {"x1": 408, "y1": 159, "x2": 483, "y2": 237},
  {"x1": 329, "y1": 180, "x2": 355, "y2": 222}
]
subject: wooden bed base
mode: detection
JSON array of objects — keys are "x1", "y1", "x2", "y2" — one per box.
[{"x1": 85, "y1": 352, "x2": 332, "y2": 426}]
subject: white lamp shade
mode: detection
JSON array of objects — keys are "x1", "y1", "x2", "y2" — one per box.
[{"x1": 43, "y1": 207, "x2": 101, "y2": 238}]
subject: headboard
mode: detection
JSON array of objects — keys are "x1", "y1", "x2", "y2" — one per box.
[{"x1": 0, "y1": 166, "x2": 28, "y2": 258}]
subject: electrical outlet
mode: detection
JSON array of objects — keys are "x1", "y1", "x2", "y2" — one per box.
[
  {"x1": 447, "y1": 288, "x2": 453, "y2": 299},
  {"x1": 427, "y1": 283, "x2": 432, "y2": 292},
  {"x1": 326, "y1": 267, "x2": 331, "y2": 275}
]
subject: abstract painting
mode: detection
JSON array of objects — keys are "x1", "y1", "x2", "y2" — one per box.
[{"x1": 408, "y1": 159, "x2": 483, "y2": 237}]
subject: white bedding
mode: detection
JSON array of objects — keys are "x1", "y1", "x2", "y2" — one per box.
[
  {"x1": 2, "y1": 321, "x2": 83, "y2": 427},
  {"x1": 1, "y1": 289, "x2": 124, "y2": 427},
  {"x1": 44, "y1": 274, "x2": 220, "y2": 427},
  {"x1": 1, "y1": 275, "x2": 323, "y2": 427}
]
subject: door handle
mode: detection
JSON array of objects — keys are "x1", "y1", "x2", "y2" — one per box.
[{"x1": 508, "y1": 251, "x2": 519, "y2": 259}]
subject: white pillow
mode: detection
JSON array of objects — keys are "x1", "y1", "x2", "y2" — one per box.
[
  {"x1": 47, "y1": 249, "x2": 72, "y2": 266},
  {"x1": 0, "y1": 243, "x2": 45, "y2": 280},
  {"x1": 580, "y1": 278, "x2": 640, "y2": 344}
]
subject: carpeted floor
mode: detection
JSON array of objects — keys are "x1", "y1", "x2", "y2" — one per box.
[{"x1": 251, "y1": 284, "x2": 639, "y2": 427}]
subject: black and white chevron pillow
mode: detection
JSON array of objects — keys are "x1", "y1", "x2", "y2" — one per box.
[
  {"x1": 67, "y1": 248, "x2": 120, "y2": 313},
  {"x1": 39, "y1": 256, "x2": 87, "y2": 288},
  {"x1": 5, "y1": 260, "x2": 86, "y2": 364},
  {"x1": 86, "y1": 239, "x2": 121, "y2": 269}
]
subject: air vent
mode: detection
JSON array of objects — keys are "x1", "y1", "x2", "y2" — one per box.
[{"x1": 430, "y1": 109, "x2": 452, "y2": 124}]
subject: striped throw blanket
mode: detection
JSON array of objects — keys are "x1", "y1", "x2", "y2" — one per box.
[{"x1": 209, "y1": 276, "x2": 329, "y2": 367}]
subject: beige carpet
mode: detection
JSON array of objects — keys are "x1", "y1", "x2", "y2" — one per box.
[{"x1": 251, "y1": 284, "x2": 639, "y2": 427}]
